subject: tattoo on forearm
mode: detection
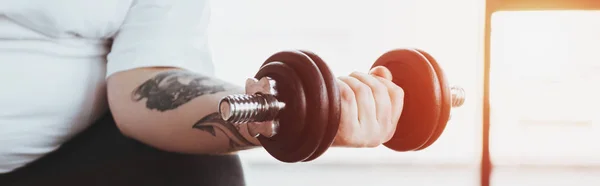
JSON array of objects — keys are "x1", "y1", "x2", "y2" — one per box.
[
  {"x1": 132, "y1": 70, "x2": 227, "y2": 111},
  {"x1": 193, "y1": 112, "x2": 257, "y2": 150},
  {"x1": 131, "y1": 70, "x2": 253, "y2": 151}
]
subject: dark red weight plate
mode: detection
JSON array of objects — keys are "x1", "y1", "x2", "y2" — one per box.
[
  {"x1": 371, "y1": 49, "x2": 442, "y2": 151},
  {"x1": 254, "y1": 61, "x2": 308, "y2": 162},
  {"x1": 299, "y1": 50, "x2": 341, "y2": 162},
  {"x1": 255, "y1": 51, "x2": 329, "y2": 162},
  {"x1": 414, "y1": 49, "x2": 451, "y2": 150}
]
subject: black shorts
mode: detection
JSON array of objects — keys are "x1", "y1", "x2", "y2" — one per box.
[{"x1": 0, "y1": 113, "x2": 247, "y2": 186}]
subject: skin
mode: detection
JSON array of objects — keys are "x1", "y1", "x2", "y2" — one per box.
[{"x1": 107, "y1": 66, "x2": 404, "y2": 154}]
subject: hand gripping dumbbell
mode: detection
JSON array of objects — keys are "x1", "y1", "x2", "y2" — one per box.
[{"x1": 217, "y1": 48, "x2": 466, "y2": 163}]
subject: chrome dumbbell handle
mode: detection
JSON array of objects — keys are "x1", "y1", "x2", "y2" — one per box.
[
  {"x1": 219, "y1": 93, "x2": 284, "y2": 138},
  {"x1": 219, "y1": 94, "x2": 283, "y2": 124},
  {"x1": 218, "y1": 77, "x2": 466, "y2": 138},
  {"x1": 218, "y1": 77, "x2": 285, "y2": 138}
]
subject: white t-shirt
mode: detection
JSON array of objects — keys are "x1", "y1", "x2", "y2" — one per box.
[{"x1": 0, "y1": 0, "x2": 214, "y2": 173}]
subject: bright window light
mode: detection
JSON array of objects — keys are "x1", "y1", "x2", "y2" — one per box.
[{"x1": 490, "y1": 10, "x2": 600, "y2": 166}]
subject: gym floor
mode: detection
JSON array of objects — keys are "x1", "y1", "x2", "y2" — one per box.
[
  {"x1": 244, "y1": 164, "x2": 600, "y2": 186},
  {"x1": 245, "y1": 164, "x2": 477, "y2": 186}
]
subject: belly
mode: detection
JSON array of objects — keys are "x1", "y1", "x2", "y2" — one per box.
[{"x1": 0, "y1": 48, "x2": 109, "y2": 173}]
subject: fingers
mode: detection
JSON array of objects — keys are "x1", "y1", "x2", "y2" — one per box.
[
  {"x1": 333, "y1": 78, "x2": 361, "y2": 146},
  {"x1": 349, "y1": 72, "x2": 393, "y2": 145},
  {"x1": 334, "y1": 68, "x2": 405, "y2": 148},
  {"x1": 337, "y1": 76, "x2": 380, "y2": 147},
  {"x1": 369, "y1": 66, "x2": 393, "y2": 81},
  {"x1": 370, "y1": 66, "x2": 403, "y2": 142},
  {"x1": 371, "y1": 75, "x2": 404, "y2": 142},
  {"x1": 338, "y1": 76, "x2": 377, "y2": 128}
]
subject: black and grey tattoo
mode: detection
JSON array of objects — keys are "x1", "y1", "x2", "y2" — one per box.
[
  {"x1": 132, "y1": 70, "x2": 227, "y2": 111},
  {"x1": 132, "y1": 70, "x2": 254, "y2": 151},
  {"x1": 193, "y1": 112, "x2": 257, "y2": 150}
]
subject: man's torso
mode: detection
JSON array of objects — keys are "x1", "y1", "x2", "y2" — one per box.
[{"x1": 0, "y1": 0, "x2": 133, "y2": 173}]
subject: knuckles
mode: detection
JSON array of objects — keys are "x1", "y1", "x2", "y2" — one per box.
[{"x1": 335, "y1": 73, "x2": 404, "y2": 149}]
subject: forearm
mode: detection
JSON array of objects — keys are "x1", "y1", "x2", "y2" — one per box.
[{"x1": 107, "y1": 67, "x2": 261, "y2": 154}]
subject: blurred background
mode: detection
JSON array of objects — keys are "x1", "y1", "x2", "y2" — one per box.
[{"x1": 206, "y1": 0, "x2": 600, "y2": 185}]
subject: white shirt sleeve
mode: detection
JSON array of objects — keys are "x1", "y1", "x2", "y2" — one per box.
[{"x1": 106, "y1": 0, "x2": 214, "y2": 78}]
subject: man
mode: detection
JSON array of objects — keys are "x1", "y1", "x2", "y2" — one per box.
[{"x1": 0, "y1": 0, "x2": 404, "y2": 185}]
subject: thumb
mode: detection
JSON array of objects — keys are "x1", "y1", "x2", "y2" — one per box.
[{"x1": 369, "y1": 66, "x2": 393, "y2": 81}]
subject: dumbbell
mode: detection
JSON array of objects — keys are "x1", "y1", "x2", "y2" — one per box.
[{"x1": 217, "y1": 48, "x2": 465, "y2": 163}]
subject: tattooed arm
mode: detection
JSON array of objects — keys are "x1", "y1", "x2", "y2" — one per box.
[{"x1": 107, "y1": 67, "x2": 261, "y2": 154}]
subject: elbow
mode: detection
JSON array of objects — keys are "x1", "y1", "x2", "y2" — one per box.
[
  {"x1": 105, "y1": 69, "x2": 182, "y2": 153},
  {"x1": 106, "y1": 99, "x2": 149, "y2": 144},
  {"x1": 107, "y1": 101, "x2": 197, "y2": 154},
  {"x1": 106, "y1": 95, "x2": 135, "y2": 139},
  {"x1": 109, "y1": 110, "x2": 174, "y2": 153},
  {"x1": 111, "y1": 112, "x2": 135, "y2": 139},
  {"x1": 107, "y1": 98, "x2": 149, "y2": 145},
  {"x1": 106, "y1": 70, "x2": 146, "y2": 140}
]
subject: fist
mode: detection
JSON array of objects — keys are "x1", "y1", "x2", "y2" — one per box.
[{"x1": 333, "y1": 66, "x2": 404, "y2": 148}]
